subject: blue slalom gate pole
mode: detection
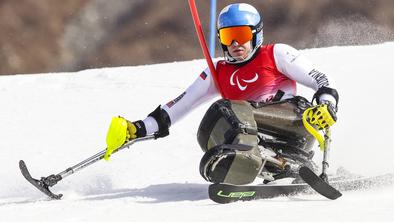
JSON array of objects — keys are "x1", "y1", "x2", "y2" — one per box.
[{"x1": 209, "y1": 0, "x2": 217, "y2": 58}]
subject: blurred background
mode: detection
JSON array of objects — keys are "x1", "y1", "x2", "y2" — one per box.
[{"x1": 0, "y1": 0, "x2": 393, "y2": 75}]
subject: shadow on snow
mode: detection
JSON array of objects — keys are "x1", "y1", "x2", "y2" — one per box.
[{"x1": 81, "y1": 183, "x2": 209, "y2": 203}]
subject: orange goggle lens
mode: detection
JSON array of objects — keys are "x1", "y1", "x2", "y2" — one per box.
[{"x1": 219, "y1": 26, "x2": 253, "y2": 46}]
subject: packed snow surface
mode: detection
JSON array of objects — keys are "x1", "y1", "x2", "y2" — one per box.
[{"x1": 1, "y1": 43, "x2": 394, "y2": 221}]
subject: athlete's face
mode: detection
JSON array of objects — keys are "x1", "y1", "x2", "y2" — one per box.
[{"x1": 227, "y1": 40, "x2": 252, "y2": 61}]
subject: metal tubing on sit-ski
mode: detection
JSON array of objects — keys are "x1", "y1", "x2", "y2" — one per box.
[
  {"x1": 321, "y1": 129, "x2": 331, "y2": 176},
  {"x1": 57, "y1": 135, "x2": 156, "y2": 179}
]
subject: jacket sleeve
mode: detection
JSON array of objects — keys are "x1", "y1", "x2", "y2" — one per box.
[
  {"x1": 143, "y1": 65, "x2": 220, "y2": 135},
  {"x1": 273, "y1": 43, "x2": 338, "y2": 105}
]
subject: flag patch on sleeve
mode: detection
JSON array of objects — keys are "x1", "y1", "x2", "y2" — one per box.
[{"x1": 200, "y1": 71, "x2": 207, "y2": 80}]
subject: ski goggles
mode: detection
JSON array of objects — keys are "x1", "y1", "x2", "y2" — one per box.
[{"x1": 218, "y1": 26, "x2": 253, "y2": 46}]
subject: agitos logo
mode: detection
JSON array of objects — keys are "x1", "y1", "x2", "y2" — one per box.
[{"x1": 230, "y1": 69, "x2": 259, "y2": 91}]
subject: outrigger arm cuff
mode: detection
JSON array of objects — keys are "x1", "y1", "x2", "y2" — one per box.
[
  {"x1": 313, "y1": 86, "x2": 339, "y2": 108},
  {"x1": 148, "y1": 106, "x2": 171, "y2": 138}
]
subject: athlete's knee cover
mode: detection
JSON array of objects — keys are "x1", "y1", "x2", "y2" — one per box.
[
  {"x1": 197, "y1": 99, "x2": 258, "y2": 152},
  {"x1": 199, "y1": 144, "x2": 262, "y2": 185},
  {"x1": 252, "y1": 96, "x2": 316, "y2": 152}
]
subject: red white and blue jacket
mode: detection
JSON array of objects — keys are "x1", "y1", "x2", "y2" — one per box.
[{"x1": 143, "y1": 44, "x2": 337, "y2": 134}]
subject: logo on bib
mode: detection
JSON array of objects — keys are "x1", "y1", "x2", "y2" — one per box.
[{"x1": 230, "y1": 69, "x2": 259, "y2": 91}]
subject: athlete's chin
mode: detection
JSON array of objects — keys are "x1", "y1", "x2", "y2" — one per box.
[{"x1": 230, "y1": 51, "x2": 246, "y2": 58}]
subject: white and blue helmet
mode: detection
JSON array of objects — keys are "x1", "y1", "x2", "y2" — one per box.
[{"x1": 217, "y1": 3, "x2": 264, "y2": 64}]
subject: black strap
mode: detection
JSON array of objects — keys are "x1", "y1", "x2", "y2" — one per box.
[
  {"x1": 132, "y1": 120, "x2": 147, "y2": 138},
  {"x1": 272, "y1": 90, "x2": 285, "y2": 102},
  {"x1": 312, "y1": 86, "x2": 339, "y2": 107},
  {"x1": 148, "y1": 106, "x2": 171, "y2": 138}
]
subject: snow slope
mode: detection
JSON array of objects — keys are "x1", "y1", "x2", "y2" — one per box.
[{"x1": 1, "y1": 43, "x2": 394, "y2": 221}]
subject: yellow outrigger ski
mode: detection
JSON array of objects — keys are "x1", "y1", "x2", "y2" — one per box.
[{"x1": 300, "y1": 103, "x2": 342, "y2": 199}]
